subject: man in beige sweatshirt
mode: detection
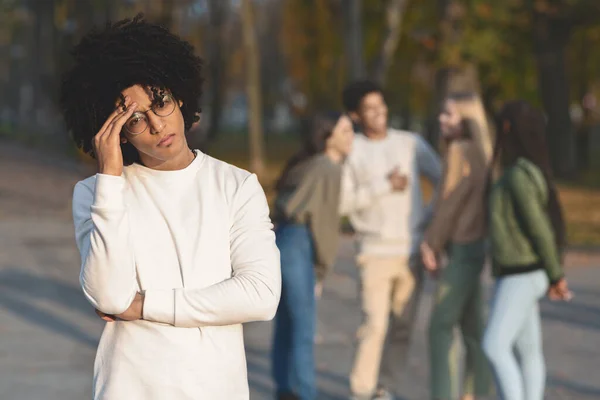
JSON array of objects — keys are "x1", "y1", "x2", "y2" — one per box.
[{"x1": 340, "y1": 80, "x2": 441, "y2": 400}]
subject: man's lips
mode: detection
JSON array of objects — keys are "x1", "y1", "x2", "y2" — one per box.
[{"x1": 158, "y1": 134, "x2": 175, "y2": 146}]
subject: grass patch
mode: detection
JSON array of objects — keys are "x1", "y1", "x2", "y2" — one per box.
[
  {"x1": 557, "y1": 185, "x2": 600, "y2": 246},
  {"x1": 556, "y1": 150, "x2": 600, "y2": 246},
  {"x1": 207, "y1": 134, "x2": 299, "y2": 203}
]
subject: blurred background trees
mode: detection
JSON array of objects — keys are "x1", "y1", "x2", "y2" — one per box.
[{"x1": 1, "y1": 0, "x2": 599, "y2": 179}]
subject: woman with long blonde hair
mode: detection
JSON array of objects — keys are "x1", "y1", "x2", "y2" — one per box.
[{"x1": 420, "y1": 92, "x2": 494, "y2": 400}]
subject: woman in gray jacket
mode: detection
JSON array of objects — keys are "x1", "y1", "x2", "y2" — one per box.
[{"x1": 271, "y1": 113, "x2": 354, "y2": 400}]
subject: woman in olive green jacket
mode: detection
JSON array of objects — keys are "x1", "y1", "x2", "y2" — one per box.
[{"x1": 483, "y1": 100, "x2": 572, "y2": 400}]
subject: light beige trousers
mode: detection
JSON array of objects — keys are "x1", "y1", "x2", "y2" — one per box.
[{"x1": 350, "y1": 255, "x2": 416, "y2": 397}]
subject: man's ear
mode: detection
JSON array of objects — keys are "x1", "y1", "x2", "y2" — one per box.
[{"x1": 348, "y1": 111, "x2": 360, "y2": 123}]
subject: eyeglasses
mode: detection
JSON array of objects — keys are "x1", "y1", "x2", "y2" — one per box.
[{"x1": 123, "y1": 94, "x2": 177, "y2": 135}]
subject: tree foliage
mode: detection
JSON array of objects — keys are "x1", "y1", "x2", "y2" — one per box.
[{"x1": 280, "y1": 0, "x2": 345, "y2": 113}]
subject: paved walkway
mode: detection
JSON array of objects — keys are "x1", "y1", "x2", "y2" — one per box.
[{"x1": 1, "y1": 141, "x2": 599, "y2": 400}]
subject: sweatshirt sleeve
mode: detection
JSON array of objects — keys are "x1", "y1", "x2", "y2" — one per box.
[
  {"x1": 416, "y1": 135, "x2": 443, "y2": 227},
  {"x1": 339, "y1": 160, "x2": 392, "y2": 215},
  {"x1": 72, "y1": 175, "x2": 138, "y2": 315},
  {"x1": 416, "y1": 135, "x2": 443, "y2": 185},
  {"x1": 424, "y1": 145, "x2": 473, "y2": 253},
  {"x1": 307, "y1": 168, "x2": 342, "y2": 281},
  {"x1": 143, "y1": 173, "x2": 281, "y2": 328},
  {"x1": 508, "y1": 167, "x2": 564, "y2": 283}
]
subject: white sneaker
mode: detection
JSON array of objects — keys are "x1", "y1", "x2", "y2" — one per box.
[{"x1": 373, "y1": 388, "x2": 395, "y2": 400}]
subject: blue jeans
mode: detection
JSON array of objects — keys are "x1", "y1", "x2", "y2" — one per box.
[
  {"x1": 483, "y1": 270, "x2": 549, "y2": 400},
  {"x1": 271, "y1": 223, "x2": 317, "y2": 400}
]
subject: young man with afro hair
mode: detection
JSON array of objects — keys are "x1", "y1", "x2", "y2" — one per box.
[{"x1": 63, "y1": 15, "x2": 280, "y2": 400}]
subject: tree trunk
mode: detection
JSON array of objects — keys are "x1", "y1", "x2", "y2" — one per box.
[
  {"x1": 533, "y1": 11, "x2": 574, "y2": 178},
  {"x1": 33, "y1": 0, "x2": 58, "y2": 136},
  {"x1": 425, "y1": 0, "x2": 484, "y2": 147},
  {"x1": 370, "y1": 0, "x2": 409, "y2": 85},
  {"x1": 203, "y1": 0, "x2": 228, "y2": 148},
  {"x1": 425, "y1": 0, "x2": 463, "y2": 145},
  {"x1": 574, "y1": 30, "x2": 591, "y2": 172},
  {"x1": 344, "y1": 0, "x2": 365, "y2": 80},
  {"x1": 241, "y1": 0, "x2": 266, "y2": 181}
]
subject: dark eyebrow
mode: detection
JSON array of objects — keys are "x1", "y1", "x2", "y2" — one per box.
[{"x1": 129, "y1": 110, "x2": 149, "y2": 116}]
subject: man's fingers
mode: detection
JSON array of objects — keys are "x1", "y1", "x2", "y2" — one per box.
[
  {"x1": 107, "y1": 102, "x2": 138, "y2": 141},
  {"x1": 97, "y1": 110, "x2": 123, "y2": 138},
  {"x1": 94, "y1": 112, "x2": 125, "y2": 150},
  {"x1": 94, "y1": 102, "x2": 137, "y2": 150},
  {"x1": 97, "y1": 96, "x2": 132, "y2": 137},
  {"x1": 113, "y1": 102, "x2": 138, "y2": 129},
  {"x1": 95, "y1": 309, "x2": 116, "y2": 322}
]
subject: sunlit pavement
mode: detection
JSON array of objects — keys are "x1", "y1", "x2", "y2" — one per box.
[{"x1": 1, "y1": 141, "x2": 599, "y2": 400}]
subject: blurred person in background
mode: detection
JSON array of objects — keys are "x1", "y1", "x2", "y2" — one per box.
[
  {"x1": 271, "y1": 112, "x2": 354, "y2": 400},
  {"x1": 340, "y1": 80, "x2": 442, "y2": 400},
  {"x1": 63, "y1": 16, "x2": 281, "y2": 399},
  {"x1": 483, "y1": 100, "x2": 572, "y2": 400},
  {"x1": 420, "y1": 93, "x2": 494, "y2": 400}
]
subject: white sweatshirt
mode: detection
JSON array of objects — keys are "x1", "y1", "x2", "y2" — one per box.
[
  {"x1": 72, "y1": 151, "x2": 281, "y2": 400},
  {"x1": 340, "y1": 129, "x2": 442, "y2": 257}
]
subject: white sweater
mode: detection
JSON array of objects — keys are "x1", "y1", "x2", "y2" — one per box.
[
  {"x1": 340, "y1": 129, "x2": 442, "y2": 257},
  {"x1": 72, "y1": 151, "x2": 281, "y2": 400}
]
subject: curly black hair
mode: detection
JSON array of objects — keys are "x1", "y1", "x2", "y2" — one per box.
[
  {"x1": 59, "y1": 14, "x2": 203, "y2": 165},
  {"x1": 341, "y1": 80, "x2": 384, "y2": 113}
]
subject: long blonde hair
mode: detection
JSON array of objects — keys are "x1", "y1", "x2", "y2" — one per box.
[
  {"x1": 439, "y1": 93, "x2": 495, "y2": 197},
  {"x1": 440, "y1": 92, "x2": 494, "y2": 164}
]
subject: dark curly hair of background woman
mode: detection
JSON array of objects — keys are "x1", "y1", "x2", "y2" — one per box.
[{"x1": 59, "y1": 14, "x2": 204, "y2": 165}]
